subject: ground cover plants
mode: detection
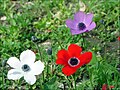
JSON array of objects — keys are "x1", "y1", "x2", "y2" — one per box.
[{"x1": 0, "y1": 0, "x2": 120, "y2": 90}]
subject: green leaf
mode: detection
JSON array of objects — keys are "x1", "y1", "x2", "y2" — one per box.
[
  {"x1": 47, "y1": 76, "x2": 57, "y2": 85},
  {"x1": 88, "y1": 51, "x2": 98, "y2": 65},
  {"x1": 43, "y1": 76, "x2": 58, "y2": 90},
  {"x1": 44, "y1": 84, "x2": 49, "y2": 90}
]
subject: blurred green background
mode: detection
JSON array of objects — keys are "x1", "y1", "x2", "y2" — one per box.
[{"x1": 0, "y1": 0, "x2": 119, "y2": 89}]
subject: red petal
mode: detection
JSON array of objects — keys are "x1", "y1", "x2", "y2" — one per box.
[
  {"x1": 57, "y1": 49, "x2": 70, "y2": 62},
  {"x1": 62, "y1": 65, "x2": 77, "y2": 76},
  {"x1": 56, "y1": 58, "x2": 67, "y2": 65},
  {"x1": 79, "y1": 52, "x2": 92, "y2": 65},
  {"x1": 68, "y1": 44, "x2": 82, "y2": 57}
]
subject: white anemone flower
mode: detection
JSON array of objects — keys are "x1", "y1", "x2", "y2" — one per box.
[{"x1": 7, "y1": 50, "x2": 44, "y2": 85}]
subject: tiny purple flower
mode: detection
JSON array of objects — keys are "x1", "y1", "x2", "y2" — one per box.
[{"x1": 66, "y1": 11, "x2": 96, "y2": 35}]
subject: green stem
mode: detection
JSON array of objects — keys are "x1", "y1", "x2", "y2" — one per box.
[
  {"x1": 36, "y1": 43, "x2": 43, "y2": 61},
  {"x1": 66, "y1": 76, "x2": 72, "y2": 89},
  {"x1": 73, "y1": 74, "x2": 76, "y2": 89},
  {"x1": 46, "y1": 61, "x2": 49, "y2": 76},
  {"x1": 56, "y1": 39, "x2": 63, "y2": 49},
  {"x1": 40, "y1": 81, "x2": 44, "y2": 90},
  {"x1": 42, "y1": 69, "x2": 45, "y2": 82},
  {"x1": 81, "y1": 34, "x2": 85, "y2": 48},
  {"x1": 53, "y1": 31, "x2": 63, "y2": 49},
  {"x1": 32, "y1": 41, "x2": 43, "y2": 61},
  {"x1": 72, "y1": 35, "x2": 75, "y2": 43},
  {"x1": 17, "y1": 80, "x2": 20, "y2": 89},
  {"x1": 51, "y1": 55, "x2": 54, "y2": 76},
  {"x1": 104, "y1": 43, "x2": 107, "y2": 60},
  {"x1": 52, "y1": 65, "x2": 60, "y2": 75}
]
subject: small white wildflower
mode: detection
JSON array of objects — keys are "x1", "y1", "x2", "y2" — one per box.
[{"x1": 7, "y1": 50, "x2": 44, "y2": 85}]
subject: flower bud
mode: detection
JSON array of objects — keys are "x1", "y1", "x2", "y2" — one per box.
[
  {"x1": 100, "y1": 20, "x2": 105, "y2": 24},
  {"x1": 31, "y1": 36, "x2": 38, "y2": 42},
  {"x1": 47, "y1": 47, "x2": 52, "y2": 55}
]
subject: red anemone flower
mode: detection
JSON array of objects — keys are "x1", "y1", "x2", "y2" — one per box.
[
  {"x1": 102, "y1": 84, "x2": 107, "y2": 90},
  {"x1": 56, "y1": 44, "x2": 92, "y2": 76}
]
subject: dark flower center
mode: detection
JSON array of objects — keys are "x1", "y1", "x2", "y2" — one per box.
[
  {"x1": 68, "y1": 57, "x2": 80, "y2": 67},
  {"x1": 22, "y1": 64, "x2": 30, "y2": 72},
  {"x1": 78, "y1": 23, "x2": 86, "y2": 30}
]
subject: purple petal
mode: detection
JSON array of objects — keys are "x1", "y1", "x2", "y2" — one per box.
[
  {"x1": 70, "y1": 29, "x2": 86, "y2": 35},
  {"x1": 66, "y1": 19, "x2": 78, "y2": 29},
  {"x1": 86, "y1": 22, "x2": 96, "y2": 31},
  {"x1": 74, "y1": 11, "x2": 85, "y2": 22},
  {"x1": 84, "y1": 13, "x2": 93, "y2": 27}
]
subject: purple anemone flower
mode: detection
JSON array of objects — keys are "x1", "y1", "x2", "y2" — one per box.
[{"x1": 66, "y1": 11, "x2": 96, "y2": 35}]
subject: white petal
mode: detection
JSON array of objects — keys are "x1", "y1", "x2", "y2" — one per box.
[
  {"x1": 24, "y1": 74, "x2": 36, "y2": 85},
  {"x1": 7, "y1": 57, "x2": 21, "y2": 69},
  {"x1": 7, "y1": 69, "x2": 23, "y2": 80},
  {"x1": 31, "y1": 61, "x2": 44, "y2": 75},
  {"x1": 20, "y1": 50, "x2": 35, "y2": 65}
]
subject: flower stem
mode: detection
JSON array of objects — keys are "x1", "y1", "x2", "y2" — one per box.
[
  {"x1": 46, "y1": 60, "x2": 49, "y2": 76},
  {"x1": 40, "y1": 81, "x2": 44, "y2": 90},
  {"x1": 51, "y1": 55, "x2": 54, "y2": 76},
  {"x1": 32, "y1": 41, "x2": 43, "y2": 61},
  {"x1": 42, "y1": 72, "x2": 45, "y2": 82},
  {"x1": 81, "y1": 34, "x2": 85, "y2": 48},
  {"x1": 57, "y1": 39, "x2": 63, "y2": 49},
  {"x1": 36, "y1": 43, "x2": 43, "y2": 61},
  {"x1": 66, "y1": 76, "x2": 72, "y2": 89},
  {"x1": 53, "y1": 31, "x2": 63, "y2": 49},
  {"x1": 73, "y1": 74, "x2": 76, "y2": 89}
]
